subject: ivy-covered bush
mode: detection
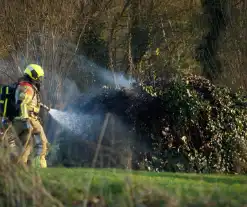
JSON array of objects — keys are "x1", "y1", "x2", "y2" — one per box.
[
  {"x1": 50, "y1": 74, "x2": 247, "y2": 174},
  {"x1": 142, "y1": 74, "x2": 247, "y2": 173}
]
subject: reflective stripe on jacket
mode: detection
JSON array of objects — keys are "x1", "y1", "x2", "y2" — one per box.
[{"x1": 15, "y1": 81, "x2": 41, "y2": 119}]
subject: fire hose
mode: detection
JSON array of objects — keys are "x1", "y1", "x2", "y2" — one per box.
[{"x1": 40, "y1": 103, "x2": 50, "y2": 112}]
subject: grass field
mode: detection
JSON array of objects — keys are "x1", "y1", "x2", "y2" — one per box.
[{"x1": 39, "y1": 168, "x2": 247, "y2": 207}]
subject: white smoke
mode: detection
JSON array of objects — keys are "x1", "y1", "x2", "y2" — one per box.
[{"x1": 77, "y1": 55, "x2": 136, "y2": 89}]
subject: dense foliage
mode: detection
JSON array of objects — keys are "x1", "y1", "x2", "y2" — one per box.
[
  {"x1": 50, "y1": 74, "x2": 247, "y2": 174},
  {"x1": 142, "y1": 75, "x2": 247, "y2": 173}
]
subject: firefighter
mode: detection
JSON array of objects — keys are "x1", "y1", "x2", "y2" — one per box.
[{"x1": 12, "y1": 64, "x2": 48, "y2": 168}]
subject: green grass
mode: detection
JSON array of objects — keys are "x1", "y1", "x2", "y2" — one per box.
[{"x1": 39, "y1": 168, "x2": 247, "y2": 207}]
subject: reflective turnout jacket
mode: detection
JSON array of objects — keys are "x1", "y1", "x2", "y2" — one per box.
[{"x1": 15, "y1": 81, "x2": 41, "y2": 119}]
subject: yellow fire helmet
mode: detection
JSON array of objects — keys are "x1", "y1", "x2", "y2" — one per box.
[{"x1": 24, "y1": 64, "x2": 45, "y2": 82}]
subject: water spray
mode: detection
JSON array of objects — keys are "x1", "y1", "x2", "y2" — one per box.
[
  {"x1": 48, "y1": 108, "x2": 100, "y2": 136},
  {"x1": 41, "y1": 102, "x2": 100, "y2": 137},
  {"x1": 40, "y1": 101, "x2": 96, "y2": 136}
]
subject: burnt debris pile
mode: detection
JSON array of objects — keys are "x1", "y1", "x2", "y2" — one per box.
[{"x1": 52, "y1": 75, "x2": 247, "y2": 174}]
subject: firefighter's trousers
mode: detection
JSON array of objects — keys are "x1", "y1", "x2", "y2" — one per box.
[{"x1": 12, "y1": 117, "x2": 48, "y2": 168}]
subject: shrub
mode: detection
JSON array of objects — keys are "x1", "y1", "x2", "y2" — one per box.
[
  {"x1": 51, "y1": 74, "x2": 247, "y2": 174},
  {"x1": 145, "y1": 74, "x2": 247, "y2": 173}
]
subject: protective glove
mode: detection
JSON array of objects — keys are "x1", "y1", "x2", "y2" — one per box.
[
  {"x1": 1, "y1": 118, "x2": 8, "y2": 126},
  {"x1": 1, "y1": 118, "x2": 9, "y2": 136},
  {"x1": 22, "y1": 119, "x2": 31, "y2": 130}
]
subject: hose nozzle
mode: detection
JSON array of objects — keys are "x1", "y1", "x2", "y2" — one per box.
[{"x1": 40, "y1": 103, "x2": 50, "y2": 112}]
